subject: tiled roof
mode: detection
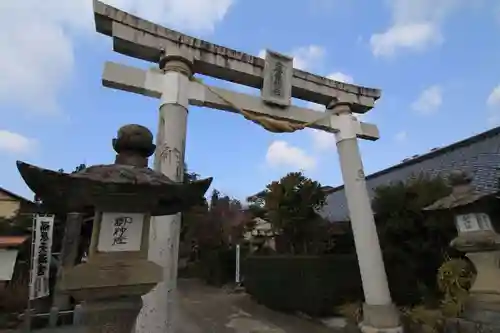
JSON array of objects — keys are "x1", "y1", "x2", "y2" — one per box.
[
  {"x1": 0, "y1": 187, "x2": 34, "y2": 205},
  {"x1": 0, "y1": 236, "x2": 29, "y2": 249},
  {"x1": 319, "y1": 126, "x2": 500, "y2": 222}
]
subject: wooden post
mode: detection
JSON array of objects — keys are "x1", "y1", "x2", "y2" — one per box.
[
  {"x1": 23, "y1": 308, "x2": 31, "y2": 333},
  {"x1": 49, "y1": 306, "x2": 58, "y2": 327},
  {"x1": 73, "y1": 304, "x2": 84, "y2": 326},
  {"x1": 52, "y1": 213, "x2": 83, "y2": 310}
]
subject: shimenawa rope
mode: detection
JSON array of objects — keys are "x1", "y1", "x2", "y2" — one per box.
[
  {"x1": 161, "y1": 62, "x2": 334, "y2": 133},
  {"x1": 190, "y1": 76, "x2": 334, "y2": 133}
]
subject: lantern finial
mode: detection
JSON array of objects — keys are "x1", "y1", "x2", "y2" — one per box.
[
  {"x1": 448, "y1": 170, "x2": 472, "y2": 187},
  {"x1": 112, "y1": 124, "x2": 156, "y2": 167}
]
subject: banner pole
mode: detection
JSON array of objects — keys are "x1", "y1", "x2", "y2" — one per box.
[{"x1": 25, "y1": 213, "x2": 37, "y2": 331}]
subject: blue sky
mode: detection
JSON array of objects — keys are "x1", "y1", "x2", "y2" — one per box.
[{"x1": 1, "y1": 0, "x2": 500, "y2": 203}]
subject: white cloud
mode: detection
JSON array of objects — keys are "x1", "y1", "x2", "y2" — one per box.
[
  {"x1": 487, "y1": 85, "x2": 500, "y2": 107},
  {"x1": 394, "y1": 130, "x2": 408, "y2": 143},
  {"x1": 0, "y1": 1, "x2": 82, "y2": 113},
  {"x1": 370, "y1": 0, "x2": 463, "y2": 57},
  {"x1": 411, "y1": 85, "x2": 442, "y2": 115},
  {"x1": 370, "y1": 23, "x2": 442, "y2": 57},
  {"x1": 0, "y1": 0, "x2": 233, "y2": 114},
  {"x1": 486, "y1": 85, "x2": 500, "y2": 125},
  {"x1": 259, "y1": 45, "x2": 326, "y2": 72},
  {"x1": 0, "y1": 130, "x2": 37, "y2": 154},
  {"x1": 291, "y1": 45, "x2": 326, "y2": 71},
  {"x1": 327, "y1": 72, "x2": 354, "y2": 84},
  {"x1": 307, "y1": 69, "x2": 362, "y2": 151},
  {"x1": 106, "y1": 0, "x2": 233, "y2": 33},
  {"x1": 307, "y1": 72, "x2": 354, "y2": 111},
  {"x1": 266, "y1": 140, "x2": 317, "y2": 170},
  {"x1": 310, "y1": 130, "x2": 336, "y2": 151},
  {"x1": 488, "y1": 114, "x2": 500, "y2": 126}
]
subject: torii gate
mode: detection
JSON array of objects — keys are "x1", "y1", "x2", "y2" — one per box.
[{"x1": 92, "y1": 1, "x2": 402, "y2": 332}]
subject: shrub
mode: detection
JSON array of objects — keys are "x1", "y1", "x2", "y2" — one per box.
[
  {"x1": 336, "y1": 302, "x2": 363, "y2": 324},
  {"x1": 252, "y1": 245, "x2": 276, "y2": 256},
  {"x1": 396, "y1": 258, "x2": 475, "y2": 333},
  {"x1": 247, "y1": 172, "x2": 328, "y2": 255},
  {"x1": 401, "y1": 305, "x2": 445, "y2": 333},
  {"x1": 437, "y1": 258, "x2": 475, "y2": 317},
  {"x1": 198, "y1": 246, "x2": 236, "y2": 286},
  {"x1": 0, "y1": 275, "x2": 29, "y2": 330},
  {"x1": 244, "y1": 255, "x2": 363, "y2": 317},
  {"x1": 371, "y1": 174, "x2": 457, "y2": 305}
]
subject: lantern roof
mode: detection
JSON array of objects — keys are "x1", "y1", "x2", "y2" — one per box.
[
  {"x1": 16, "y1": 124, "x2": 212, "y2": 215},
  {"x1": 423, "y1": 170, "x2": 489, "y2": 211}
]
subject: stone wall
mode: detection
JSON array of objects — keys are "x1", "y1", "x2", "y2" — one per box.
[{"x1": 444, "y1": 317, "x2": 500, "y2": 333}]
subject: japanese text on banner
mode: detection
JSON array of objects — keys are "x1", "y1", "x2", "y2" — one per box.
[{"x1": 29, "y1": 214, "x2": 55, "y2": 300}]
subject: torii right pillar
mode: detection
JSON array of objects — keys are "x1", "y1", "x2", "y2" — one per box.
[{"x1": 330, "y1": 102, "x2": 403, "y2": 333}]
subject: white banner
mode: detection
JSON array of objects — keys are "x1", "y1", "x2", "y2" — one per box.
[{"x1": 29, "y1": 214, "x2": 55, "y2": 300}]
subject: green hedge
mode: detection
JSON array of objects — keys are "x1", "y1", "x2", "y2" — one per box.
[
  {"x1": 198, "y1": 247, "x2": 236, "y2": 286},
  {"x1": 244, "y1": 253, "x2": 445, "y2": 316},
  {"x1": 198, "y1": 245, "x2": 250, "y2": 286},
  {"x1": 244, "y1": 255, "x2": 363, "y2": 317}
]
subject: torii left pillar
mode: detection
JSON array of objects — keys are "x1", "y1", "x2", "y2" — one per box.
[{"x1": 134, "y1": 50, "x2": 191, "y2": 333}]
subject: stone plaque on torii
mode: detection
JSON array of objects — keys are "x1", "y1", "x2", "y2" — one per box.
[{"x1": 92, "y1": 1, "x2": 403, "y2": 332}]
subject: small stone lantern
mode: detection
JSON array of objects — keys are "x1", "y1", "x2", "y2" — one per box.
[
  {"x1": 424, "y1": 170, "x2": 500, "y2": 324},
  {"x1": 16, "y1": 124, "x2": 212, "y2": 333}
]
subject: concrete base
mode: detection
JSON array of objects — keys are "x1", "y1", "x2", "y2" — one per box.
[
  {"x1": 360, "y1": 324, "x2": 403, "y2": 333},
  {"x1": 466, "y1": 251, "x2": 500, "y2": 298},
  {"x1": 82, "y1": 297, "x2": 143, "y2": 333},
  {"x1": 321, "y1": 316, "x2": 348, "y2": 329},
  {"x1": 362, "y1": 303, "x2": 402, "y2": 331}
]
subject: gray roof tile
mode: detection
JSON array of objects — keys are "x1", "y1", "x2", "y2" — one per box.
[{"x1": 320, "y1": 127, "x2": 500, "y2": 222}]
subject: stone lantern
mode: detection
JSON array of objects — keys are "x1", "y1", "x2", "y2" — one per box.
[
  {"x1": 424, "y1": 170, "x2": 500, "y2": 326},
  {"x1": 16, "y1": 124, "x2": 212, "y2": 333}
]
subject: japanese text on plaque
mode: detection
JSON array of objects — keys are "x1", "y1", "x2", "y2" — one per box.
[{"x1": 112, "y1": 216, "x2": 133, "y2": 246}]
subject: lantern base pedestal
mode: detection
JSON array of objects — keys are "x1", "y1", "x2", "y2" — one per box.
[
  {"x1": 80, "y1": 296, "x2": 143, "y2": 333},
  {"x1": 460, "y1": 250, "x2": 500, "y2": 330},
  {"x1": 466, "y1": 251, "x2": 500, "y2": 297},
  {"x1": 60, "y1": 259, "x2": 162, "y2": 299},
  {"x1": 60, "y1": 258, "x2": 162, "y2": 333}
]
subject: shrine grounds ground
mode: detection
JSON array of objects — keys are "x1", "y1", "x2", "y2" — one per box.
[{"x1": 13, "y1": 278, "x2": 344, "y2": 333}]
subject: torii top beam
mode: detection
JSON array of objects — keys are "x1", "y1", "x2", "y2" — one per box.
[
  {"x1": 102, "y1": 62, "x2": 380, "y2": 141},
  {"x1": 93, "y1": 0, "x2": 381, "y2": 114}
]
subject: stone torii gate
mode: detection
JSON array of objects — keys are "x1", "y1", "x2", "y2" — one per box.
[{"x1": 92, "y1": 1, "x2": 402, "y2": 333}]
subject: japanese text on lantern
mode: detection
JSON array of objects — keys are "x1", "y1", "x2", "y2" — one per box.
[
  {"x1": 455, "y1": 213, "x2": 481, "y2": 232},
  {"x1": 112, "y1": 216, "x2": 132, "y2": 245},
  {"x1": 97, "y1": 212, "x2": 145, "y2": 252}
]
